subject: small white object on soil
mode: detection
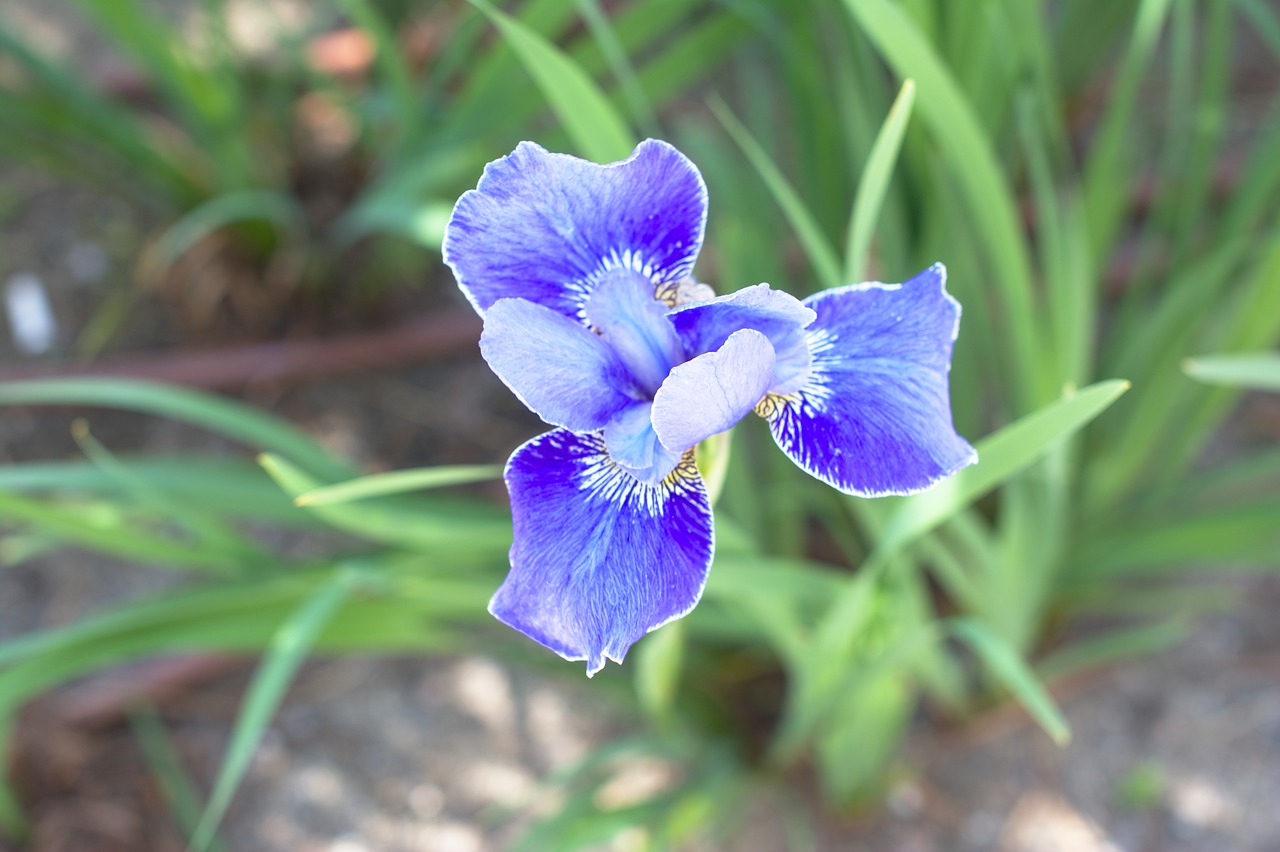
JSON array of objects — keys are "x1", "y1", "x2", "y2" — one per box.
[{"x1": 4, "y1": 271, "x2": 58, "y2": 355}]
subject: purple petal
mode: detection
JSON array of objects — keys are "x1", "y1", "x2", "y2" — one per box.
[
  {"x1": 603, "y1": 401, "x2": 684, "y2": 486},
  {"x1": 765, "y1": 264, "x2": 977, "y2": 496},
  {"x1": 491, "y1": 429, "x2": 714, "y2": 676},
  {"x1": 480, "y1": 298, "x2": 635, "y2": 432},
  {"x1": 586, "y1": 268, "x2": 683, "y2": 395},
  {"x1": 651, "y1": 329, "x2": 776, "y2": 453},
  {"x1": 669, "y1": 284, "x2": 816, "y2": 394},
  {"x1": 444, "y1": 140, "x2": 707, "y2": 319}
]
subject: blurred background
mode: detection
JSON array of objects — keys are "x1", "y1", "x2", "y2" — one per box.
[{"x1": 1, "y1": 0, "x2": 1278, "y2": 850}]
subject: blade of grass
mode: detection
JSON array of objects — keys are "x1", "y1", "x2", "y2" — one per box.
[
  {"x1": 1079, "y1": 0, "x2": 1175, "y2": 261},
  {"x1": 333, "y1": 0, "x2": 417, "y2": 149},
  {"x1": 1183, "y1": 352, "x2": 1280, "y2": 390},
  {"x1": 0, "y1": 490, "x2": 241, "y2": 573},
  {"x1": 259, "y1": 453, "x2": 511, "y2": 555},
  {"x1": 874, "y1": 380, "x2": 1131, "y2": 558},
  {"x1": 467, "y1": 0, "x2": 635, "y2": 164},
  {"x1": 1037, "y1": 620, "x2": 1187, "y2": 681},
  {"x1": 574, "y1": 0, "x2": 658, "y2": 135},
  {"x1": 130, "y1": 704, "x2": 229, "y2": 852},
  {"x1": 294, "y1": 464, "x2": 503, "y2": 506},
  {"x1": 950, "y1": 617, "x2": 1070, "y2": 745},
  {"x1": 71, "y1": 420, "x2": 268, "y2": 565},
  {"x1": 709, "y1": 95, "x2": 843, "y2": 291},
  {"x1": 0, "y1": 457, "x2": 312, "y2": 526},
  {"x1": 843, "y1": 79, "x2": 916, "y2": 283},
  {"x1": 146, "y1": 191, "x2": 302, "y2": 273},
  {"x1": 0, "y1": 379, "x2": 350, "y2": 481},
  {"x1": 634, "y1": 619, "x2": 685, "y2": 723},
  {"x1": 841, "y1": 0, "x2": 1045, "y2": 409},
  {"x1": 1235, "y1": 0, "x2": 1280, "y2": 59},
  {"x1": 187, "y1": 570, "x2": 352, "y2": 852}
]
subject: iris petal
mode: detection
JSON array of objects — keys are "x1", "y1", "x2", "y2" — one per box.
[
  {"x1": 492, "y1": 429, "x2": 714, "y2": 676},
  {"x1": 480, "y1": 298, "x2": 635, "y2": 432},
  {"x1": 603, "y1": 402, "x2": 685, "y2": 485},
  {"x1": 651, "y1": 328, "x2": 776, "y2": 453},
  {"x1": 764, "y1": 264, "x2": 977, "y2": 496},
  {"x1": 670, "y1": 284, "x2": 816, "y2": 394},
  {"x1": 586, "y1": 268, "x2": 684, "y2": 395},
  {"x1": 444, "y1": 140, "x2": 708, "y2": 319}
]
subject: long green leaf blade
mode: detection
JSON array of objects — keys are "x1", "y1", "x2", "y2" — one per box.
[
  {"x1": 709, "y1": 95, "x2": 843, "y2": 291},
  {"x1": 294, "y1": 464, "x2": 503, "y2": 506},
  {"x1": 468, "y1": 0, "x2": 634, "y2": 163},
  {"x1": 0, "y1": 379, "x2": 349, "y2": 480},
  {"x1": 841, "y1": 0, "x2": 1044, "y2": 407},
  {"x1": 844, "y1": 79, "x2": 915, "y2": 282},
  {"x1": 875, "y1": 380, "x2": 1131, "y2": 557},
  {"x1": 188, "y1": 572, "x2": 351, "y2": 852},
  {"x1": 950, "y1": 618, "x2": 1070, "y2": 745},
  {"x1": 1183, "y1": 352, "x2": 1280, "y2": 391}
]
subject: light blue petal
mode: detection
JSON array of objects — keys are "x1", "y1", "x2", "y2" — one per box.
[
  {"x1": 586, "y1": 268, "x2": 684, "y2": 395},
  {"x1": 764, "y1": 264, "x2": 977, "y2": 496},
  {"x1": 491, "y1": 429, "x2": 714, "y2": 676},
  {"x1": 651, "y1": 328, "x2": 776, "y2": 453},
  {"x1": 669, "y1": 284, "x2": 816, "y2": 394},
  {"x1": 444, "y1": 140, "x2": 707, "y2": 319},
  {"x1": 603, "y1": 402, "x2": 685, "y2": 486},
  {"x1": 480, "y1": 298, "x2": 635, "y2": 432}
]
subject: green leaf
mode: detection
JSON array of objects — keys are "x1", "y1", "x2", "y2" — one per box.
[
  {"x1": 875, "y1": 380, "x2": 1131, "y2": 557},
  {"x1": 844, "y1": 78, "x2": 915, "y2": 282},
  {"x1": 950, "y1": 618, "x2": 1070, "y2": 745},
  {"x1": 294, "y1": 464, "x2": 503, "y2": 506},
  {"x1": 841, "y1": 0, "x2": 1044, "y2": 408},
  {"x1": 131, "y1": 705, "x2": 229, "y2": 852},
  {"x1": 0, "y1": 457, "x2": 313, "y2": 526},
  {"x1": 634, "y1": 619, "x2": 685, "y2": 723},
  {"x1": 188, "y1": 571, "x2": 352, "y2": 852},
  {"x1": 259, "y1": 454, "x2": 511, "y2": 555},
  {"x1": 1038, "y1": 620, "x2": 1187, "y2": 681},
  {"x1": 574, "y1": 0, "x2": 657, "y2": 135},
  {"x1": 70, "y1": 420, "x2": 268, "y2": 565},
  {"x1": 1183, "y1": 352, "x2": 1280, "y2": 391},
  {"x1": 709, "y1": 95, "x2": 843, "y2": 292},
  {"x1": 1080, "y1": 0, "x2": 1175, "y2": 261},
  {"x1": 467, "y1": 0, "x2": 635, "y2": 164},
  {"x1": 146, "y1": 190, "x2": 301, "y2": 272},
  {"x1": 0, "y1": 379, "x2": 350, "y2": 481},
  {"x1": 0, "y1": 490, "x2": 239, "y2": 573}
]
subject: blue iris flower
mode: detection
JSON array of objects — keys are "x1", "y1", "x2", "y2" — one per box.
[{"x1": 444, "y1": 140, "x2": 976, "y2": 675}]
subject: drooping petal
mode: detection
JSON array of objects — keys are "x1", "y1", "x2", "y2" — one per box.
[
  {"x1": 480, "y1": 298, "x2": 636, "y2": 432},
  {"x1": 586, "y1": 268, "x2": 683, "y2": 395},
  {"x1": 491, "y1": 429, "x2": 714, "y2": 676},
  {"x1": 651, "y1": 329, "x2": 776, "y2": 453},
  {"x1": 764, "y1": 264, "x2": 977, "y2": 496},
  {"x1": 444, "y1": 140, "x2": 708, "y2": 319},
  {"x1": 669, "y1": 284, "x2": 816, "y2": 394},
  {"x1": 603, "y1": 401, "x2": 685, "y2": 486}
]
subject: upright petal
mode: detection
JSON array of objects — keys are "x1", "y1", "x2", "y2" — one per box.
[
  {"x1": 444, "y1": 140, "x2": 708, "y2": 319},
  {"x1": 670, "y1": 284, "x2": 816, "y2": 394},
  {"x1": 491, "y1": 429, "x2": 714, "y2": 676},
  {"x1": 603, "y1": 401, "x2": 685, "y2": 486},
  {"x1": 764, "y1": 264, "x2": 977, "y2": 496},
  {"x1": 651, "y1": 329, "x2": 776, "y2": 453},
  {"x1": 481, "y1": 298, "x2": 636, "y2": 432},
  {"x1": 586, "y1": 268, "x2": 684, "y2": 395}
]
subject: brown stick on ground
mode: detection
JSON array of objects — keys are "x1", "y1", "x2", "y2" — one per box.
[
  {"x1": 0, "y1": 309, "x2": 482, "y2": 390},
  {"x1": 56, "y1": 654, "x2": 245, "y2": 729}
]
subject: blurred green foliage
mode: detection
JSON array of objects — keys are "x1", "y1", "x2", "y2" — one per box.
[{"x1": 2, "y1": 0, "x2": 1280, "y2": 848}]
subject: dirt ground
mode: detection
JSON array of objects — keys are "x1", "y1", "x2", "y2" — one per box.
[
  {"x1": 2, "y1": 162, "x2": 1278, "y2": 848},
  {"x1": 3, "y1": 2, "x2": 1280, "y2": 850}
]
